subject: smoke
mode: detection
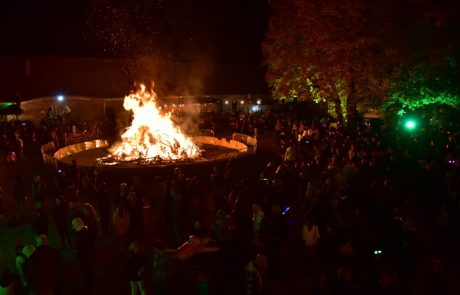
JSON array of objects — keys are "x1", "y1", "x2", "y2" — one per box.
[
  {"x1": 172, "y1": 110, "x2": 201, "y2": 136},
  {"x1": 117, "y1": 56, "x2": 214, "y2": 97},
  {"x1": 172, "y1": 62, "x2": 215, "y2": 97},
  {"x1": 83, "y1": 0, "x2": 223, "y2": 98},
  {"x1": 84, "y1": 0, "x2": 219, "y2": 138}
]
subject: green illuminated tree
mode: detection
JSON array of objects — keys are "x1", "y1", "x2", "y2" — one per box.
[
  {"x1": 385, "y1": 1, "x2": 460, "y2": 114},
  {"x1": 262, "y1": 0, "x2": 459, "y2": 126},
  {"x1": 387, "y1": 58, "x2": 460, "y2": 114}
]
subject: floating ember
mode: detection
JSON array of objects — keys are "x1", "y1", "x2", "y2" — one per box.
[{"x1": 107, "y1": 83, "x2": 200, "y2": 162}]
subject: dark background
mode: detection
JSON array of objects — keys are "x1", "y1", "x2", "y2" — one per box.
[{"x1": 0, "y1": 0, "x2": 269, "y2": 65}]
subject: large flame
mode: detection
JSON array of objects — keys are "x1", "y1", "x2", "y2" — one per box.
[{"x1": 108, "y1": 83, "x2": 200, "y2": 161}]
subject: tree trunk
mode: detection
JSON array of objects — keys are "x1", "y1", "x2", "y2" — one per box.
[
  {"x1": 346, "y1": 79, "x2": 358, "y2": 131},
  {"x1": 334, "y1": 98, "x2": 344, "y2": 124}
]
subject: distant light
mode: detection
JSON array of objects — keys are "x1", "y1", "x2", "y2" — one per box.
[
  {"x1": 57, "y1": 95, "x2": 64, "y2": 102},
  {"x1": 404, "y1": 120, "x2": 416, "y2": 130},
  {"x1": 225, "y1": 100, "x2": 229, "y2": 105},
  {"x1": 240, "y1": 100, "x2": 244, "y2": 104},
  {"x1": 257, "y1": 99, "x2": 261, "y2": 105},
  {"x1": 0, "y1": 102, "x2": 14, "y2": 110}
]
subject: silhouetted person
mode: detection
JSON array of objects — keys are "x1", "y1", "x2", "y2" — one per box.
[
  {"x1": 72, "y1": 218, "x2": 95, "y2": 289},
  {"x1": 244, "y1": 253, "x2": 268, "y2": 295},
  {"x1": 127, "y1": 191, "x2": 144, "y2": 243},
  {"x1": 31, "y1": 174, "x2": 46, "y2": 211},
  {"x1": 70, "y1": 159, "x2": 80, "y2": 187},
  {"x1": 0, "y1": 270, "x2": 20, "y2": 295},
  {"x1": 0, "y1": 185, "x2": 4, "y2": 218},
  {"x1": 96, "y1": 181, "x2": 111, "y2": 234},
  {"x1": 27, "y1": 235, "x2": 63, "y2": 295},
  {"x1": 13, "y1": 176, "x2": 26, "y2": 222},
  {"x1": 113, "y1": 202, "x2": 130, "y2": 253},
  {"x1": 32, "y1": 209, "x2": 48, "y2": 236},
  {"x1": 125, "y1": 241, "x2": 148, "y2": 295},
  {"x1": 16, "y1": 244, "x2": 35, "y2": 290},
  {"x1": 152, "y1": 239, "x2": 173, "y2": 295},
  {"x1": 53, "y1": 196, "x2": 70, "y2": 248}
]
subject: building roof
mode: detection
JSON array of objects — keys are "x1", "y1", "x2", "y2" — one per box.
[{"x1": 0, "y1": 56, "x2": 269, "y2": 101}]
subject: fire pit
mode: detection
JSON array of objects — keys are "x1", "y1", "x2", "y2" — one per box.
[
  {"x1": 53, "y1": 135, "x2": 254, "y2": 172},
  {"x1": 52, "y1": 83, "x2": 256, "y2": 172}
]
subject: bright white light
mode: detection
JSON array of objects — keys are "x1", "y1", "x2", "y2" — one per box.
[
  {"x1": 225, "y1": 100, "x2": 229, "y2": 105},
  {"x1": 57, "y1": 95, "x2": 64, "y2": 102},
  {"x1": 240, "y1": 100, "x2": 244, "y2": 104},
  {"x1": 251, "y1": 106, "x2": 260, "y2": 112},
  {"x1": 257, "y1": 99, "x2": 261, "y2": 105}
]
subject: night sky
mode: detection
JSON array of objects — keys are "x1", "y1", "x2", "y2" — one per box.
[{"x1": 0, "y1": 0, "x2": 269, "y2": 66}]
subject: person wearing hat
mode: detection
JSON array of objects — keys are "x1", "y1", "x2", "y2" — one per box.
[{"x1": 72, "y1": 217, "x2": 95, "y2": 289}]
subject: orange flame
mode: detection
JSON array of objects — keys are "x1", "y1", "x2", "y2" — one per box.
[{"x1": 108, "y1": 83, "x2": 200, "y2": 161}]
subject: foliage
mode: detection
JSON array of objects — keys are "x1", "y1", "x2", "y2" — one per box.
[
  {"x1": 385, "y1": 58, "x2": 460, "y2": 113},
  {"x1": 263, "y1": 0, "x2": 410, "y2": 103},
  {"x1": 263, "y1": 0, "x2": 460, "y2": 123},
  {"x1": 384, "y1": 1, "x2": 460, "y2": 114}
]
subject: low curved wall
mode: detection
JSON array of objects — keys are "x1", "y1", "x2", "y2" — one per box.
[
  {"x1": 53, "y1": 135, "x2": 257, "y2": 161},
  {"x1": 54, "y1": 139, "x2": 109, "y2": 160},
  {"x1": 51, "y1": 134, "x2": 257, "y2": 170},
  {"x1": 232, "y1": 133, "x2": 257, "y2": 153},
  {"x1": 193, "y1": 136, "x2": 249, "y2": 153}
]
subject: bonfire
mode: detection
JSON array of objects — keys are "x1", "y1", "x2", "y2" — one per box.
[{"x1": 108, "y1": 83, "x2": 200, "y2": 161}]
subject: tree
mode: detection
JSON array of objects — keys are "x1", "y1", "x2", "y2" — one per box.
[
  {"x1": 386, "y1": 56, "x2": 460, "y2": 115},
  {"x1": 385, "y1": 0, "x2": 460, "y2": 115},
  {"x1": 262, "y1": 0, "x2": 449, "y2": 127}
]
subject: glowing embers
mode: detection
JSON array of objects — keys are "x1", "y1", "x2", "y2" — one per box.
[{"x1": 106, "y1": 83, "x2": 201, "y2": 162}]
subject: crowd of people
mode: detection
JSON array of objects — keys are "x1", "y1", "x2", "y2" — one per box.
[{"x1": 1, "y1": 105, "x2": 460, "y2": 295}]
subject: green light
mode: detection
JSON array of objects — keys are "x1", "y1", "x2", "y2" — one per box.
[
  {"x1": 405, "y1": 120, "x2": 416, "y2": 130},
  {"x1": 0, "y1": 102, "x2": 14, "y2": 110}
]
